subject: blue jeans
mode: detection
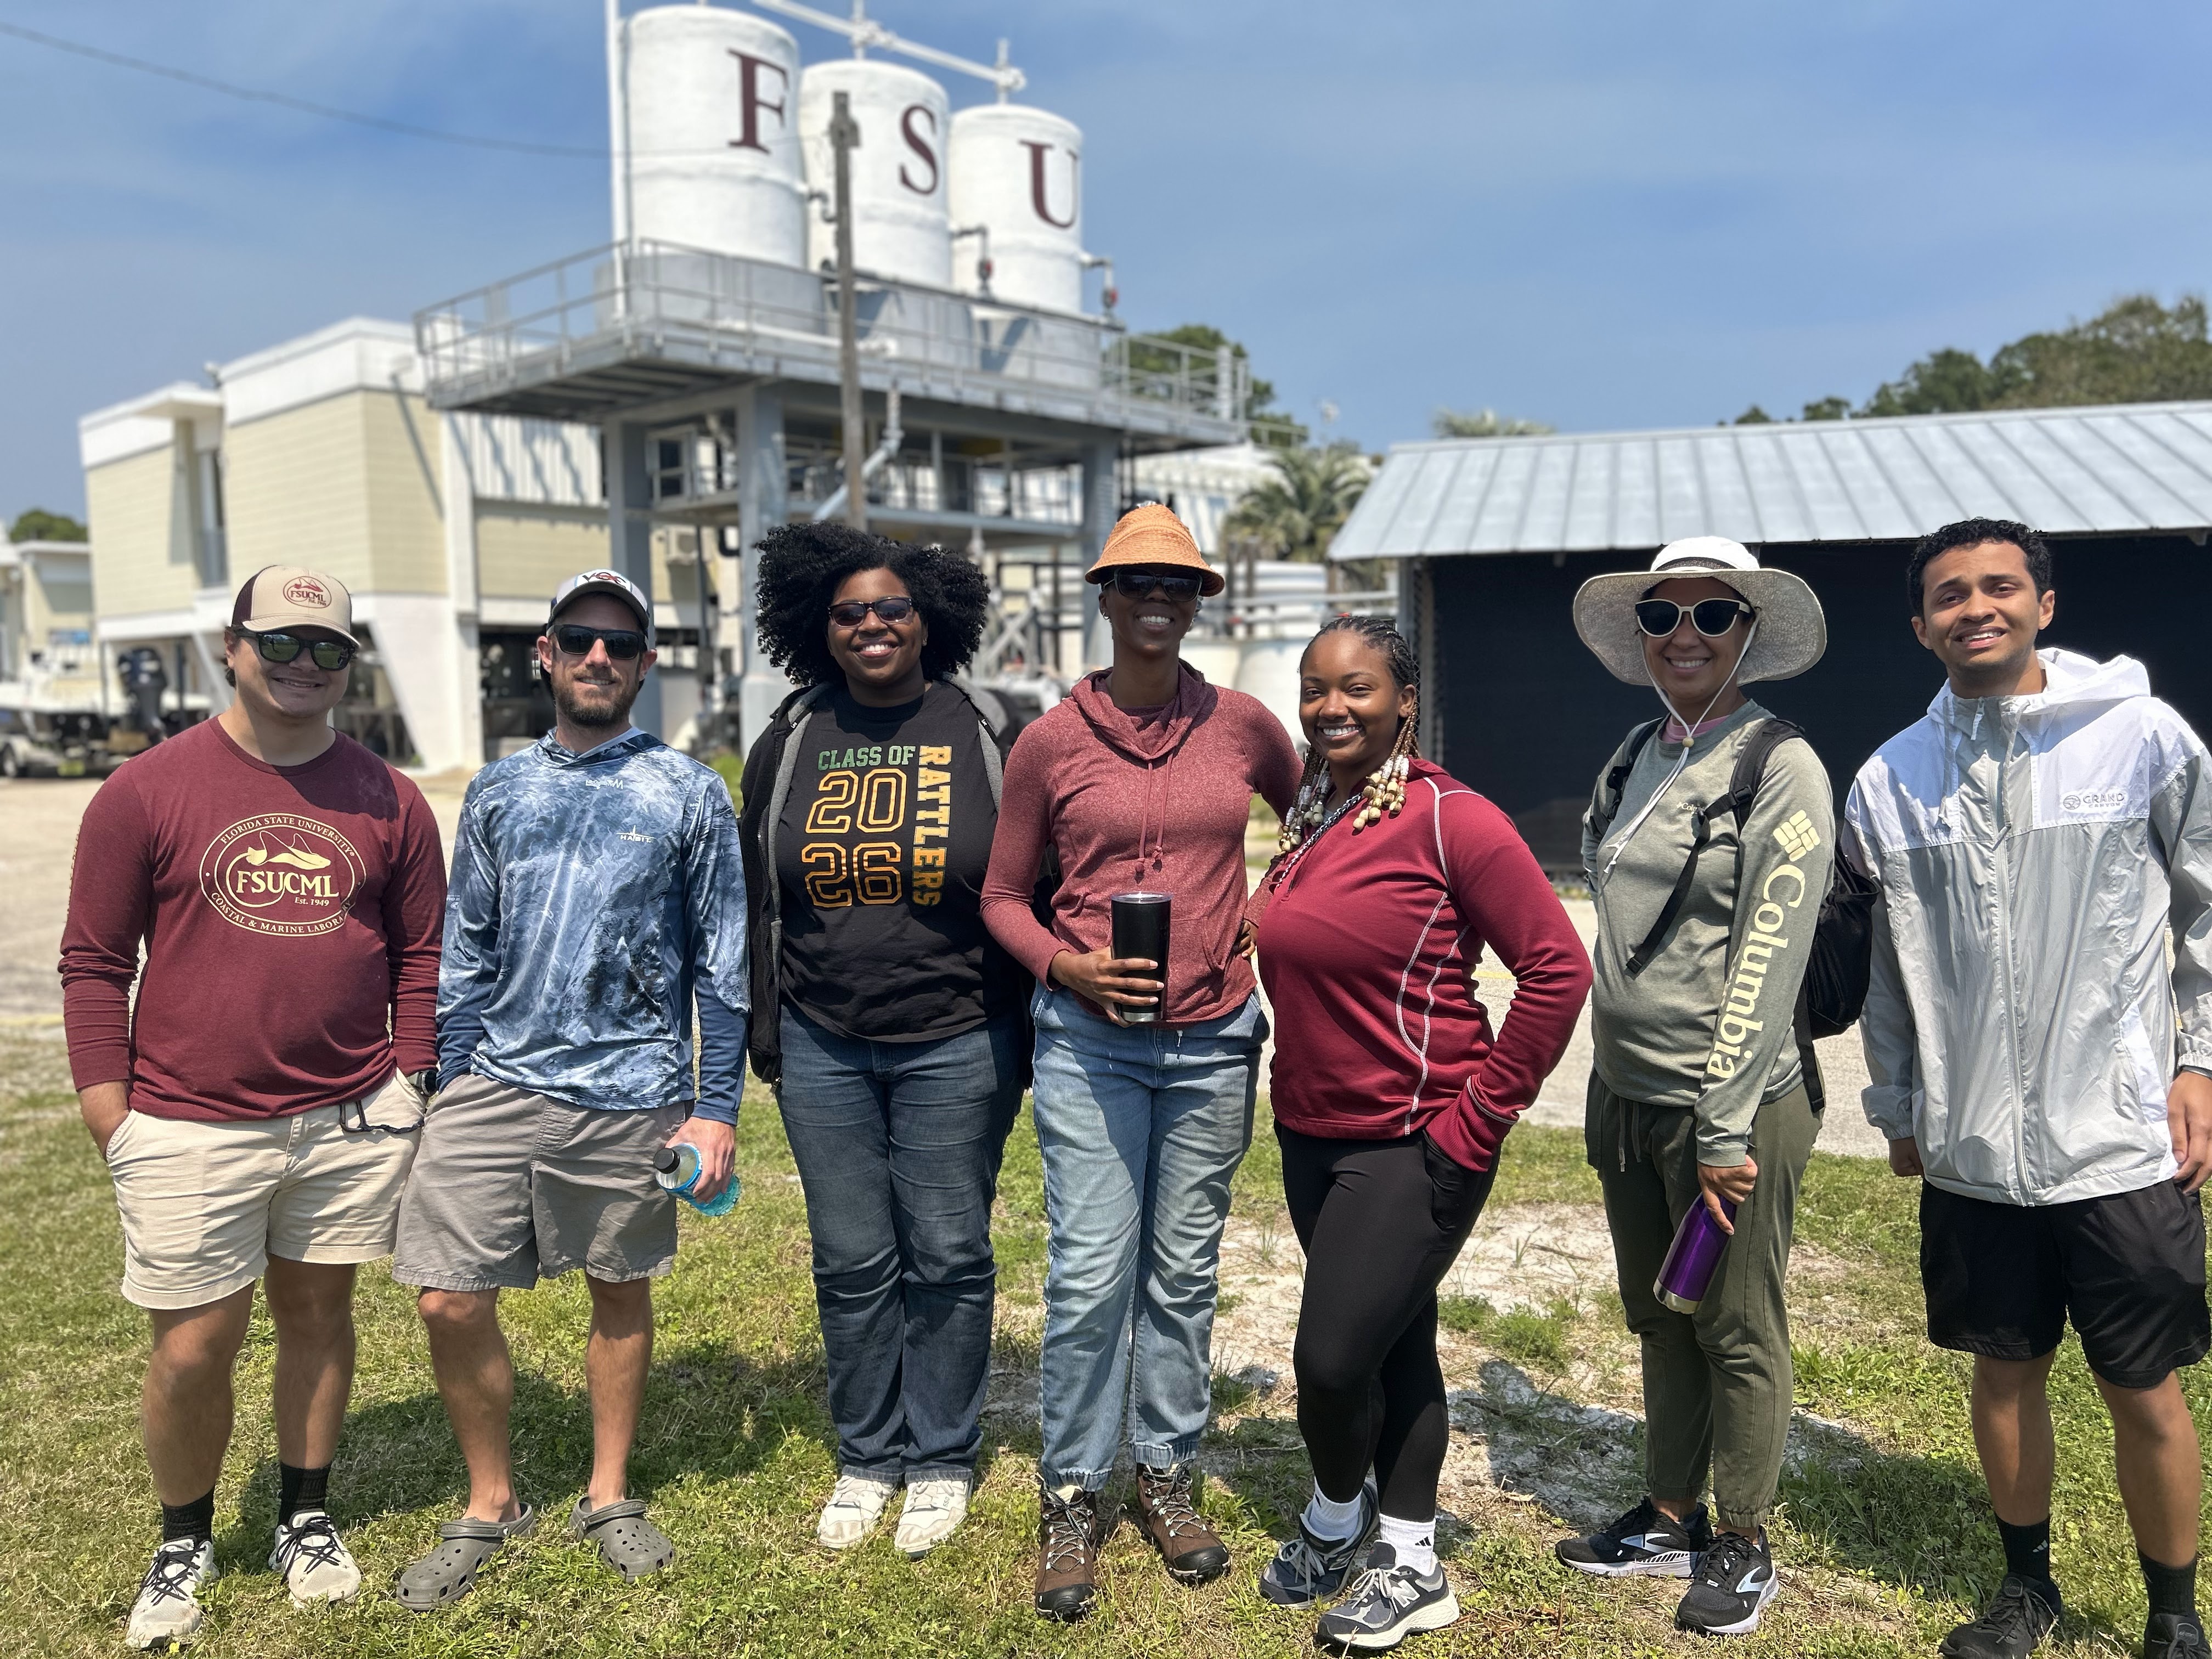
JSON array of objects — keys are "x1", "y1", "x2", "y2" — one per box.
[
  {"x1": 776, "y1": 1005, "x2": 1024, "y2": 1479},
  {"x1": 1029, "y1": 985, "x2": 1265, "y2": 1489}
]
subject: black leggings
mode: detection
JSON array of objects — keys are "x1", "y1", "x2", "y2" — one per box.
[{"x1": 1279, "y1": 1123, "x2": 1497, "y2": 1520}]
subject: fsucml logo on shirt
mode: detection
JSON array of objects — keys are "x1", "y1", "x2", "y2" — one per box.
[{"x1": 199, "y1": 814, "x2": 366, "y2": 935}]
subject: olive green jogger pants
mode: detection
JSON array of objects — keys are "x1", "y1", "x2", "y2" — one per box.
[{"x1": 1585, "y1": 1073, "x2": 1819, "y2": 1532}]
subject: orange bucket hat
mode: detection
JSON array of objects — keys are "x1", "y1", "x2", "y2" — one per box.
[{"x1": 1086, "y1": 503, "x2": 1224, "y2": 597}]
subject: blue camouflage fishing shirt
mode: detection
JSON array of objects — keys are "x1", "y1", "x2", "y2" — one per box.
[{"x1": 437, "y1": 728, "x2": 749, "y2": 1119}]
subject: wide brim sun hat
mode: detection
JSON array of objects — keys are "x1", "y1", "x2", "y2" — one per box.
[
  {"x1": 1086, "y1": 502, "x2": 1225, "y2": 597},
  {"x1": 1572, "y1": 536, "x2": 1826, "y2": 686}
]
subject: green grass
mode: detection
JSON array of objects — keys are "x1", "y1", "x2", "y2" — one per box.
[{"x1": 1, "y1": 1026, "x2": 2203, "y2": 1656}]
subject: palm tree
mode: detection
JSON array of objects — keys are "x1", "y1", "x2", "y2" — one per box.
[{"x1": 1223, "y1": 442, "x2": 1370, "y2": 565}]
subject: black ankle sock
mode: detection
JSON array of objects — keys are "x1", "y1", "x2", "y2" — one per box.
[
  {"x1": 2142, "y1": 1551, "x2": 2198, "y2": 1622},
  {"x1": 1997, "y1": 1515, "x2": 2054, "y2": 1589},
  {"x1": 161, "y1": 1491, "x2": 215, "y2": 1547},
  {"x1": 278, "y1": 1463, "x2": 331, "y2": 1525}
]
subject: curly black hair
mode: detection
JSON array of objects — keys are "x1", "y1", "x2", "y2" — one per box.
[
  {"x1": 753, "y1": 521, "x2": 992, "y2": 687},
  {"x1": 1906, "y1": 517, "x2": 2052, "y2": 616}
]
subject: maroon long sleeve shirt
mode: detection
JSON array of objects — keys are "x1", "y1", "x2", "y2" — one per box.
[
  {"x1": 59, "y1": 720, "x2": 447, "y2": 1121},
  {"x1": 981, "y1": 664, "x2": 1301, "y2": 1027},
  {"x1": 1255, "y1": 760, "x2": 1592, "y2": 1171}
]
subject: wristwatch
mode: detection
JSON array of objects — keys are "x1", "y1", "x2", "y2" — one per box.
[{"x1": 408, "y1": 1068, "x2": 439, "y2": 1099}]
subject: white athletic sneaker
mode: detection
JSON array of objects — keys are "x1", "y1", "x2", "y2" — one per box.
[
  {"x1": 126, "y1": 1538, "x2": 217, "y2": 1649},
  {"x1": 893, "y1": 1475, "x2": 972, "y2": 1558},
  {"x1": 815, "y1": 1472, "x2": 899, "y2": 1550},
  {"x1": 268, "y1": 1511, "x2": 362, "y2": 1607}
]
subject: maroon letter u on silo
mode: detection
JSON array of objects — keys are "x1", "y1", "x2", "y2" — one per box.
[
  {"x1": 1022, "y1": 141, "x2": 1077, "y2": 228},
  {"x1": 728, "y1": 51, "x2": 789, "y2": 153}
]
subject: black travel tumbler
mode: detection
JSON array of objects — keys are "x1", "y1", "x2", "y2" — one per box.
[{"x1": 1109, "y1": 891, "x2": 1172, "y2": 1025}]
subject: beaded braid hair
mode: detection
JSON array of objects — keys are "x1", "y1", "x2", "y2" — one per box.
[{"x1": 1266, "y1": 615, "x2": 1421, "y2": 883}]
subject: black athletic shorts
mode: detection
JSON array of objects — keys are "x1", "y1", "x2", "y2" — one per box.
[{"x1": 1920, "y1": 1179, "x2": 2210, "y2": 1390}]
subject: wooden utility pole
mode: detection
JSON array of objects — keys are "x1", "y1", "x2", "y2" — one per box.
[{"x1": 831, "y1": 91, "x2": 867, "y2": 532}]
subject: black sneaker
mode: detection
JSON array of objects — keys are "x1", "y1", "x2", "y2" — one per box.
[
  {"x1": 1556, "y1": 1497, "x2": 1713, "y2": 1578},
  {"x1": 2146, "y1": 1611, "x2": 2211, "y2": 1659},
  {"x1": 1259, "y1": 1478, "x2": 1378, "y2": 1607},
  {"x1": 1314, "y1": 1542, "x2": 1459, "y2": 1652},
  {"x1": 1939, "y1": 1575, "x2": 2061, "y2": 1657},
  {"x1": 1674, "y1": 1528, "x2": 1779, "y2": 1637}
]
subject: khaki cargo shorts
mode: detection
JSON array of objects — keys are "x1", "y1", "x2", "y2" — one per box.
[
  {"x1": 391, "y1": 1070, "x2": 685, "y2": 1292},
  {"x1": 104, "y1": 1072, "x2": 426, "y2": 1311}
]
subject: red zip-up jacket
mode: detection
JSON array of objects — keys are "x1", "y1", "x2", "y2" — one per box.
[{"x1": 1254, "y1": 760, "x2": 1591, "y2": 1171}]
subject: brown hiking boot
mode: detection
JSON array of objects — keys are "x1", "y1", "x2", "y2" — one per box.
[
  {"x1": 1132, "y1": 1462, "x2": 1230, "y2": 1585},
  {"x1": 1035, "y1": 1483, "x2": 1108, "y2": 1621}
]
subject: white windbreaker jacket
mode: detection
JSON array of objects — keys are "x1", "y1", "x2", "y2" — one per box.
[{"x1": 1843, "y1": 650, "x2": 2212, "y2": 1207}]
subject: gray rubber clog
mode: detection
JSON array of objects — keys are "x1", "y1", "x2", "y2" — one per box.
[
  {"x1": 393, "y1": 1504, "x2": 537, "y2": 1611},
  {"x1": 569, "y1": 1497, "x2": 674, "y2": 1581}
]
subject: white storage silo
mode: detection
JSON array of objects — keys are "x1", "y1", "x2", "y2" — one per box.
[
  {"x1": 800, "y1": 59, "x2": 953, "y2": 286},
  {"x1": 947, "y1": 104, "x2": 1085, "y2": 314},
  {"x1": 619, "y1": 5, "x2": 806, "y2": 267}
]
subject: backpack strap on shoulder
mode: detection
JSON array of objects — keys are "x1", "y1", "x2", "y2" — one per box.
[{"x1": 1592, "y1": 717, "x2": 1664, "y2": 843}]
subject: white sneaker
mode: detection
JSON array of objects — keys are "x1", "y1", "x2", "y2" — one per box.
[
  {"x1": 893, "y1": 1475, "x2": 972, "y2": 1558},
  {"x1": 815, "y1": 1472, "x2": 899, "y2": 1550},
  {"x1": 126, "y1": 1538, "x2": 217, "y2": 1649},
  {"x1": 268, "y1": 1510, "x2": 361, "y2": 1607}
]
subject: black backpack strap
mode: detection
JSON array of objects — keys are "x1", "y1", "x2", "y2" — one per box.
[
  {"x1": 1622, "y1": 717, "x2": 1804, "y2": 979},
  {"x1": 1590, "y1": 718, "x2": 1664, "y2": 844}
]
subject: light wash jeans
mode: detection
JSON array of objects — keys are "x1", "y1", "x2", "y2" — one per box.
[{"x1": 1029, "y1": 984, "x2": 1265, "y2": 1489}]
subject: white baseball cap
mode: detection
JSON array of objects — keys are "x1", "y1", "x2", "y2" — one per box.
[{"x1": 548, "y1": 568, "x2": 654, "y2": 645}]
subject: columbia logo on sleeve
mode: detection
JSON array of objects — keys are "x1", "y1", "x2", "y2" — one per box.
[{"x1": 1773, "y1": 811, "x2": 1822, "y2": 861}]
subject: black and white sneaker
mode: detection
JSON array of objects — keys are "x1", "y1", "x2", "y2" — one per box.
[
  {"x1": 2147, "y1": 1611, "x2": 2212, "y2": 1658},
  {"x1": 126, "y1": 1538, "x2": 218, "y2": 1649},
  {"x1": 1555, "y1": 1497, "x2": 1713, "y2": 1578},
  {"x1": 1938, "y1": 1574, "x2": 2061, "y2": 1657},
  {"x1": 1259, "y1": 1478, "x2": 1378, "y2": 1608},
  {"x1": 1314, "y1": 1542, "x2": 1459, "y2": 1652},
  {"x1": 1674, "y1": 1528, "x2": 1779, "y2": 1636}
]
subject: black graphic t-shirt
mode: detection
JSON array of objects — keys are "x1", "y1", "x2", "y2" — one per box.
[{"x1": 776, "y1": 682, "x2": 1021, "y2": 1041}]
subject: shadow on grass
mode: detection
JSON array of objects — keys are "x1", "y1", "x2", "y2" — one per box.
[
  {"x1": 220, "y1": 1340, "x2": 843, "y2": 1565},
  {"x1": 1457, "y1": 1355, "x2": 2135, "y2": 1652}
]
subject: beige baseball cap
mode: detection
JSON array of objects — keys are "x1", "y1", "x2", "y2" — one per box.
[{"x1": 230, "y1": 566, "x2": 359, "y2": 647}]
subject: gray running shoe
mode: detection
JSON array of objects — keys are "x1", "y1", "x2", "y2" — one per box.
[
  {"x1": 393, "y1": 1504, "x2": 537, "y2": 1611},
  {"x1": 1939, "y1": 1574, "x2": 2062, "y2": 1657},
  {"x1": 1315, "y1": 1542, "x2": 1460, "y2": 1652},
  {"x1": 569, "y1": 1496, "x2": 674, "y2": 1581},
  {"x1": 1259, "y1": 1479, "x2": 1379, "y2": 1608}
]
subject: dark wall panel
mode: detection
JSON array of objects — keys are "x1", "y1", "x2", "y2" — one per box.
[{"x1": 1430, "y1": 534, "x2": 2207, "y2": 870}]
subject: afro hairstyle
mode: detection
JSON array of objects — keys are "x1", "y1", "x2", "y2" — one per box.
[{"x1": 753, "y1": 520, "x2": 991, "y2": 688}]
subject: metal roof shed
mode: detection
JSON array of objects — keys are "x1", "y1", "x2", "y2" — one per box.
[{"x1": 1334, "y1": 402, "x2": 2212, "y2": 868}]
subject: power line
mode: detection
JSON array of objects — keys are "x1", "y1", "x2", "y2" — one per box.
[{"x1": 0, "y1": 19, "x2": 606, "y2": 159}]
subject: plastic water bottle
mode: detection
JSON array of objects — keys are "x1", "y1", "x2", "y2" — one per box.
[
  {"x1": 1654, "y1": 1197, "x2": 1737, "y2": 1313},
  {"x1": 655, "y1": 1143, "x2": 740, "y2": 1217}
]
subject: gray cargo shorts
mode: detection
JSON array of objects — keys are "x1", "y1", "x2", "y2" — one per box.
[{"x1": 392, "y1": 1070, "x2": 687, "y2": 1291}]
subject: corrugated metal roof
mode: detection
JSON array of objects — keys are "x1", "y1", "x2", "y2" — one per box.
[{"x1": 1331, "y1": 400, "x2": 2212, "y2": 560}]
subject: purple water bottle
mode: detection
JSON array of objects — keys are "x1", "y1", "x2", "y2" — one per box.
[{"x1": 1654, "y1": 1198, "x2": 1739, "y2": 1313}]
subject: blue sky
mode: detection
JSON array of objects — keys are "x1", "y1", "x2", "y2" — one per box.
[{"x1": 7, "y1": 1, "x2": 2212, "y2": 521}]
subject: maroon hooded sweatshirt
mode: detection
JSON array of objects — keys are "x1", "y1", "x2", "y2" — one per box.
[
  {"x1": 1254, "y1": 759, "x2": 1592, "y2": 1171},
  {"x1": 981, "y1": 663, "x2": 1301, "y2": 1026}
]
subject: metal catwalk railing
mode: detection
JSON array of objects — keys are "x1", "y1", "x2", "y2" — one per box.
[{"x1": 416, "y1": 240, "x2": 1250, "y2": 431}]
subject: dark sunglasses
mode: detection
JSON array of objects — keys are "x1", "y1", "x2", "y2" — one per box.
[
  {"x1": 551, "y1": 623, "x2": 647, "y2": 660},
  {"x1": 827, "y1": 596, "x2": 918, "y2": 628},
  {"x1": 1634, "y1": 597, "x2": 1754, "y2": 639},
  {"x1": 247, "y1": 629, "x2": 356, "y2": 671},
  {"x1": 1109, "y1": 569, "x2": 1202, "y2": 602}
]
